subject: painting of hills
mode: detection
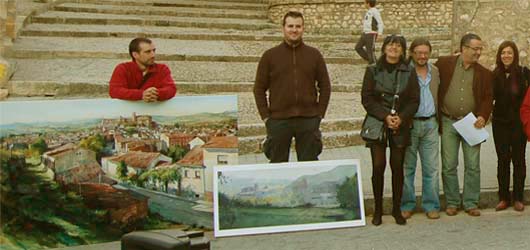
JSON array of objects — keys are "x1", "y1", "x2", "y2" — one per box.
[{"x1": 214, "y1": 160, "x2": 365, "y2": 237}]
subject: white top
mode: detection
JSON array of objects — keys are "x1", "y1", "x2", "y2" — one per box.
[{"x1": 362, "y1": 7, "x2": 384, "y2": 35}]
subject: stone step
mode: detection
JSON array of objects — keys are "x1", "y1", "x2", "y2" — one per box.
[
  {"x1": 20, "y1": 23, "x2": 452, "y2": 43},
  {"x1": 8, "y1": 36, "x2": 449, "y2": 64},
  {"x1": 30, "y1": 11, "x2": 275, "y2": 30},
  {"x1": 7, "y1": 58, "x2": 368, "y2": 97},
  {"x1": 60, "y1": 0, "x2": 268, "y2": 11},
  {"x1": 52, "y1": 3, "x2": 268, "y2": 20},
  {"x1": 238, "y1": 130, "x2": 364, "y2": 154},
  {"x1": 7, "y1": 80, "x2": 361, "y2": 97},
  {"x1": 238, "y1": 117, "x2": 364, "y2": 137},
  {"x1": 6, "y1": 36, "x2": 358, "y2": 63}
]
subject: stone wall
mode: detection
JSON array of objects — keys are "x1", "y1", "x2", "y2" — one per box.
[
  {"x1": 268, "y1": 0, "x2": 453, "y2": 37},
  {"x1": 0, "y1": 0, "x2": 16, "y2": 56},
  {"x1": 453, "y1": 0, "x2": 530, "y2": 68}
]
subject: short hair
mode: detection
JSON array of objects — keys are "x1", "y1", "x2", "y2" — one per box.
[
  {"x1": 366, "y1": 0, "x2": 376, "y2": 7},
  {"x1": 282, "y1": 11, "x2": 304, "y2": 26},
  {"x1": 459, "y1": 33, "x2": 481, "y2": 52},
  {"x1": 408, "y1": 37, "x2": 432, "y2": 62},
  {"x1": 377, "y1": 34, "x2": 407, "y2": 64},
  {"x1": 129, "y1": 37, "x2": 152, "y2": 59}
]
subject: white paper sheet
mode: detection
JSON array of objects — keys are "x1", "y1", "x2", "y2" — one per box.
[{"x1": 452, "y1": 112, "x2": 489, "y2": 146}]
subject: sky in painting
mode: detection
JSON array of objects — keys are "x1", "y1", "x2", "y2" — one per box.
[
  {"x1": 0, "y1": 95, "x2": 237, "y2": 124},
  {"x1": 222, "y1": 164, "x2": 357, "y2": 181}
]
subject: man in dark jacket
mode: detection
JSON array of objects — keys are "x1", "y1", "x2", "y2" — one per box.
[
  {"x1": 434, "y1": 33, "x2": 493, "y2": 217},
  {"x1": 253, "y1": 11, "x2": 331, "y2": 163}
]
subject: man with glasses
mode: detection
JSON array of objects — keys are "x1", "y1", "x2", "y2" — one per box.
[
  {"x1": 434, "y1": 33, "x2": 493, "y2": 217},
  {"x1": 400, "y1": 38, "x2": 441, "y2": 220}
]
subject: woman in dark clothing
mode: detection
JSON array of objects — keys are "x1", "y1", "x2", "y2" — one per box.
[
  {"x1": 492, "y1": 41, "x2": 529, "y2": 212},
  {"x1": 361, "y1": 35, "x2": 420, "y2": 225}
]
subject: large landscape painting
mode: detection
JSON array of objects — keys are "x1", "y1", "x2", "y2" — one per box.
[
  {"x1": 213, "y1": 160, "x2": 365, "y2": 237},
  {"x1": 0, "y1": 96, "x2": 238, "y2": 249}
]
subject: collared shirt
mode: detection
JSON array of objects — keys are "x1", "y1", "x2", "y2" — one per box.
[
  {"x1": 109, "y1": 60, "x2": 177, "y2": 101},
  {"x1": 412, "y1": 62, "x2": 436, "y2": 117},
  {"x1": 362, "y1": 7, "x2": 384, "y2": 35},
  {"x1": 441, "y1": 56, "x2": 475, "y2": 117}
]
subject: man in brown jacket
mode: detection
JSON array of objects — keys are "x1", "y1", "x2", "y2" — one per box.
[
  {"x1": 434, "y1": 33, "x2": 493, "y2": 217},
  {"x1": 253, "y1": 11, "x2": 331, "y2": 163}
]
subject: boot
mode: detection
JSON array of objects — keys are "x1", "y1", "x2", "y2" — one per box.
[
  {"x1": 371, "y1": 175, "x2": 383, "y2": 226},
  {"x1": 392, "y1": 172, "x2": 406, "y2": 225}
]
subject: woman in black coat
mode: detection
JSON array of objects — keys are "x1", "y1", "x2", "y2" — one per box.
[
  {"x1": 492, "y1": 41, "x2": 529, "y2": 212},
  {"x1": 361, "y1": 34, "x2": 420, "y2": 225}
]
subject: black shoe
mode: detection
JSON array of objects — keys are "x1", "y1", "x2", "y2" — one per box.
[
  {"x1": 393, "y1": 214, "x2": 406, "y2": 225},
  {"x1": 372, "y1": 215, "x2": 382, "y2": 226}
]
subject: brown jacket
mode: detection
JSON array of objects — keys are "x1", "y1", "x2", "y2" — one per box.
[
  {"x1": 253, "y1": 41, "x2": 331, "y2": 120},
  {"x1": 434, "y1": 55, "x2": 493, "y2": 133}
]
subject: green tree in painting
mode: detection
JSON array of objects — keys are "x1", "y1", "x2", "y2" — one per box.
[
  {"x1": 336, "y1": 174, "x2": 359, "y2": 209},
  {"x1": 30, "y1": 138, "x2": 48, "y2": 155},
  {"x1": 0, "y1": 151, "x2": 109, "y2": 249},
  {"x1": 167, "y1": 145, "x2": 189, "y2": 163},
  {"x1": 116, "y1": 161, "x2": 128, "y2": 182},
  {"x1": 79, "y1": 134, "x2": 105, "y2": 160},
  {"x1": 159, "y1": 168, "x2": 181, "y2": 194}
]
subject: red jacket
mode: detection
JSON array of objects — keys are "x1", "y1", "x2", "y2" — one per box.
[
  {"x1": 518, "y1": 67, "x2": 530, "y2": 140},
  {"x1": 109, "y1": 61, "x2": 177, "y2": 101}
]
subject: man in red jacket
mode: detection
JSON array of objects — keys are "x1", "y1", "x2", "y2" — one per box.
[{"x1": 109, "y1": 38, "x2": 176, "y2": 102}]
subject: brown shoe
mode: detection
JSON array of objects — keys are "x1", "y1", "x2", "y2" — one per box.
[
  {"x1": 514, "y1": 201, "x2": 525, "y2": 212},
  {"x1": 495, "y1": 201, "x2": 509, "y2": 211},
  {"x1": 465, "y1": 208, "x2": 481, "y2": 216},
  {"x1": 426, "y1": 211, "x2": 440, "y2": 219},
  {"x1": 401, "y1": 210, "x2": 413, "y2": 219},
  {"x1": 445, "y1": 207, "x2": 458, "y2": 216}
]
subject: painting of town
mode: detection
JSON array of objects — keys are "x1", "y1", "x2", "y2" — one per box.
[
  {"x1": 0, "y1": 96, "x2": 238, "y2": 249},
  {"x1": 213, "y1": 160, "x2": 365, "y2": 237}
]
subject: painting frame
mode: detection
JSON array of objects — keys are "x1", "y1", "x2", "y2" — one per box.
[{"x1": 213, "y1": 159, "x2": 365, "y2": 237}]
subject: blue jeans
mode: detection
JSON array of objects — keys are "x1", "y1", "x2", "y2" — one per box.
[
  {"x1": 441, "y1": 115, "x2": 481, "y2": 210},
  {"x1": 401, "y1": 117, "x2": 440, "y2": 212}
]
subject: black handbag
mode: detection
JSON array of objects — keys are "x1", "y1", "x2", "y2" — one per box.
[
  {"x1": 361, "y1": 70, "x2": 401, "y2": 142},
  {"x1": 361, "y1": 115, "x2": 385, "y2": 141}
]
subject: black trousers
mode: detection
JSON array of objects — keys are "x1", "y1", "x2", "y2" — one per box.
[
  {"x1": 263, "y1": 116, "x2": 323, "y2": 163},
  {"x1": 492, "y1": 120, "x2": 527, "y2": 202},
  {"x1": 355, "y1": 33, "x2": 377, "y2": 64},
  {"x1": 369, "y1": 140, "x2": 406, "y2": 215}
]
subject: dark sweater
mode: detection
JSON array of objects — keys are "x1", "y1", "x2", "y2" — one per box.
[{"x1": 253, "y1": 41, "x2": 331, "y2": 120}]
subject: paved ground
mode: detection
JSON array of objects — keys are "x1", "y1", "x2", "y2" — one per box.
[
  {"x1": 56, "y1": 207, "x2": 530, "y2": 250},
  {"x1": 210, "y1": 207, "x2": 530, "y2": 250}
]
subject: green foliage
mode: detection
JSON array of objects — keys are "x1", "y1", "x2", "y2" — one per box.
[
  {"x1": 167, "y1": 145, "x2": 189, "y2": 163},
  {"x1": 30, "y1": 138, "x2": 47, "y2": 155},
  {"x1": 138, "y1": 168, "x2": 181, "y2": 194},
  {"x1": 79, "y1": 134, "x2": 106, "y2": 159},
  {"x1": 336, "y1": 174, "x2": 360, "y2": 209},
  {"x1": 116, "y1": 161, "x2": 129, "y2": 181},
  {"x1": 0, "y1": 150, "x2": 120, "y2": 249},
  {"x1": 124, "y1": 127, "x2": 137, "y2": 136}
]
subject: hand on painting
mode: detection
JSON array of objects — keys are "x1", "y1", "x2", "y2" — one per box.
[
  {"x1": 142, "y1": 87, "x2": 159, "y2": 103},
  {"x1": 474, "y1": 116, "x2": 486, "y2": 128}
]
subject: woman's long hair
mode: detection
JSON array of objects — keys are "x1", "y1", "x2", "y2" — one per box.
[
  {"x1": 377, "y1": 34, "x2": 407, "y2": 66},
  {"x1": 493, "y1": 40, "x2": 521, "y2": 83}
]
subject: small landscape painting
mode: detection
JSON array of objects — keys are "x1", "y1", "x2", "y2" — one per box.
[{"x1": 213, "y1": 159, "x2": 365, "y2": 237}]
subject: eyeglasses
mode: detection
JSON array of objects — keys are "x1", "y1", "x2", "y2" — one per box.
[
  {"x1": 413, "y1": 51, "x2": 430, "y2": 56},
  {"x1": 464, "y1": 45, "x2": 483, "y2": 52}
]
